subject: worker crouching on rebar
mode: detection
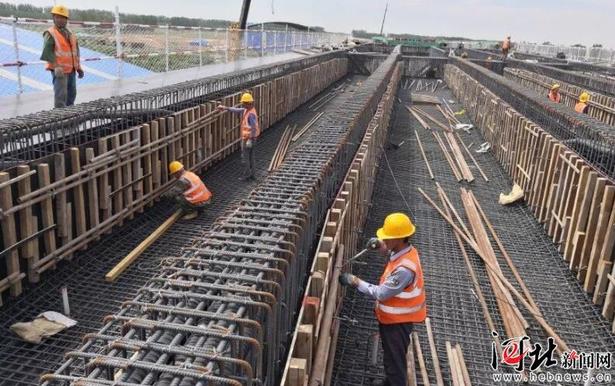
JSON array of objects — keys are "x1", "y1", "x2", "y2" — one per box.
[
  {"x1": 339, "y1": 213, "x2": 426, "y2": 386},
  {"x1": 217, "y1": 92, "x2": 261, "y2": 180},
  {"x1": 164, "y1": 161, "x2": 213, "y2": 220}
]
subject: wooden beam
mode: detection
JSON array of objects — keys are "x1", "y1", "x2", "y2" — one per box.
[{"x1": 105, "y1": 210, "x2": 182, "y2": 282}]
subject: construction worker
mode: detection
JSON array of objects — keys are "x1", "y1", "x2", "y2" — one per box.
[
  {"x1": 502, "y1": 35, "x2": 512, "y2": 58},
  {"x1": 40, "y1": 5, "x2": 84, "y2": 108},
  {"x1": 575, "y1": 92, "x2": 590, "y2": 114},
  {"x1": 339, "y1": 213, "x2": 426, "y2": 386},
  {"x1": 548, "y1": 84, "x2": 562, "y2": 103},
  {"x1": 217, "y1": 93, "x2": 260, "y2": 180},
  {"x1": 165, "y1": 161, "x2": 212, "y2": 220}
]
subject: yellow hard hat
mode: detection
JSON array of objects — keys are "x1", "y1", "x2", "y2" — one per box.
[
  {"x1": 51, "y1": 5, "x2": 69, "y2": 18},
  {"x1": 551, "y1": 84, "x2": 560, "y2": 90},
  {"x1": 240, "y1": 93, "x2": 254, "y2": 103},
  {"x1": 376, "y1": 213, "x2": 416, "y2": 240},
  {"x1": 169, "y1": 161, "x2": 184, "y2": 174},
  {"x1": 579, "y1": 92, "x2": 590, "y2": 103}
]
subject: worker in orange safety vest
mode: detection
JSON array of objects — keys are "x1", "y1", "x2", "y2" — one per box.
[
  {"x1": 165, "y1": 161, "x2": 213, "y2": 220},
  {"x1": 575, "y1": 92, "x2": 590, "y2": 114},
  {"x1": 40, "y1": 5, "x2": 84, "y2": 108},
  {"x1": 548, "y1": 84, "x2": 561, "y2": 103},
  {"x1": 217, "y1": 93, "x2": 261, "y2": 180},
  {"x1": 339, "y1": 213, "x2": 426, "y2": 386}
]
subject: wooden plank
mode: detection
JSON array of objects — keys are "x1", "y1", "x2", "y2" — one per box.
[
  {"x1": 37, "y1": 163, "x2": 57, "y2": 263},
  {"x1": 425, "y1": 317, "x2": 444, "y2": 386},
  {"x1": 16, "y1": 165, "x2": 39, "y2": 283},
  {"x1": 97, "y1": 138, "x2": 112, "y2": 226},
  {"x1": 602, "y1": 261, "x2": 615, "y2": 320},
  {"x1": 564, "y1": 166, "x2": 591, "y2": 261},
  {"x1": 0, "y1": 172, "x2": 23, "y2": 297},
  {"x1": 295, "y1": 324, "x2": 313, "y2": 374},
  {"x1": 287, "y1": 358, "x2": 306, "y2": 386},
  {"x1": 584, "y1": 186, "x2": 615, "y2": 293},
  {"x1": 85, "y1": 148, "x2": 100, "y2": 240},
  {"x1": 159, "y1": 117, "x2": 169, "y2": 186},
  {"x1": 69, "y1": 148, "x2": 87, "y2": 248},
  {"x1": 53, "y1": 153, "x2": 68, "y2": 243},
  {"x1": 594, "y1": 261, "x2": 613, "y2": 305},
  {"x1": 150, "y1": 120, "x2": 161, "y2": 195},
  {"x1": 122, "y1": 132, "x2": 135, "y2": 220},
  {"x1": 105, "y1": 209, "x2": 182, "y2": 282},
  {"x1": 578, "y1": 181, "x2": 609, "y2": 283},
  {"x1": 111, "y1": 135, "x2": 124, "y2": 225},
  {"x1": 568, "y1": 171, "x2": 598, "y2": 269}
]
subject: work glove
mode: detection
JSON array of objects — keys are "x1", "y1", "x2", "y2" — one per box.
[
  {"x1": 365, "y1": 237, "x2": 382, "y2": 250},
  {"x1": 246, "y1": 139, "x2": 253, "y2": 149},
  {"x1": 77, "y1": 68, "x2": 84, "y2": 79},
  {"x1": 339, "y1": 273, "x2": 358, "y2": 287},
  {"x1": 53, "y1": 67, "x2": 65, "y2": 78}
]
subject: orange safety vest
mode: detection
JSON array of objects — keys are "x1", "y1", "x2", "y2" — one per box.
[
  {"x1": 241, "y1": 107, "x2": 260, "y2": 140},
  {"x1": 45, "y1": 27, "x2": 80, "y2": 74},
  {"x1": 575, "y1": 102, "x2": 588, "y2": 114},
  {"x1": 375, "y1": 247, "x2": 427, "y2": 324},
  {"x1": 181, "y1": 171, "x2": 212, "y2": 204},
  {"x1": 548, "y1": 91, "x2": 561, "y2": 103}
]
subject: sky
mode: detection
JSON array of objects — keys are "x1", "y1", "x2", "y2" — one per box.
[{"x1": 8, "y1": 0, "x2": 615, "y2": 48}]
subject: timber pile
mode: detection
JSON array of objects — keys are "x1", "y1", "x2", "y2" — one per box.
[
  {"x1": 269, "y1": 125, "x2": 296, "y2": 171},
  {"x1": 280, "y1": 62, "x2": 401, "y2": 386},
  {"x1": 419, "y1": 185, "x2": 570, "y2": 353},
  {"x1": 445, "y1": 64, "x2": 615, "y2": 333},
  {"x1": 0, "y1": 58, "x2": 348, "y2": 303},
  {"x1": 406, "y1": 105, "x2": 475, "y2": 182},
  {"x1": 504, "y1": 67, "x2": 615, "y2": 126},
  {"x1": 446, "y1": 342, "x2": 472, "y2": 386}
]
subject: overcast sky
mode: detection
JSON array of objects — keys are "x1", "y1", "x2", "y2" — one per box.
[{"x1": 10, "y1": 0, "x2": 615, "y2": 48}]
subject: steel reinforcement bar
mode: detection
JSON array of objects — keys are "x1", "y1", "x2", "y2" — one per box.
[
  {"x1": 280, "y1": 59, "x2": 401, "y2": 386},
  {"x1": 0, "y1": 51, "x2": 346, "y2": 168},
  {"x1": 0, "y1": 58, "x2": 348, "y2": 303},
  {"x1": 444, "y1": 64, "x2": 615, "y2": 332},
  {"x1": 452, "y1": 57, "x2": 615, "y2": 179},
  {"x1": 504, "y1": 67, "x2": 615, "y2": 126},
  {"x1": 39, "y1": 50, "x2": 400, "y2": 386}
]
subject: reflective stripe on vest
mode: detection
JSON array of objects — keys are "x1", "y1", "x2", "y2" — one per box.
[
  {"x1": 375, "y1": 247, "x2": 427, "y2": 324},
  {"x1": 548, "y1": 91, "x2": 561, "y2": 103},
  {"x1": 182, "y1": 171, "x2": 212, "y2": 204},
  {"x1": 241, "y1": 107, "x2": 260, "y2": 140},
  {"x1": 45, "y1": 27, "x2": 80, "y2": 74},
  {"x1": 575, "y1": 102, "x2": 587, "y2": 113}
]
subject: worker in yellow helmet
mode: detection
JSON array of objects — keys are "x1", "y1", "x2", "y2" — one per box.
[
  {"x1": 217, "y1": 92, "x2": 261, "y2": 180},
  {"x1": 339, "y1": 213, "x2": 426, "y2": 386},
  {"x1": 548, "y1": 84, "x2": 561, "y2": 103},
  {"x1": 575, "y1": 92, "x2": 590, "y2": 114},
  {"x1": 40, "y1": 5, "x2": 84, "y2": 108},
  {"x1": 164, "y1": 161, "x2": 213, "y2": 220}
]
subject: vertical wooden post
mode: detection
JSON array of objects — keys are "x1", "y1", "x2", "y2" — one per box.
[
  {"x1": 0, "y1": 172, "x2": 23, "y2": 297},
  {"x1": 98, "y1": 138, "x2": 112, "y2": 228},
  {"x1": 37, "y1": 163, "x2": 57, "y2": 263},
  {"x1": 16, "y1": 165, "x2": 40, "y2": 283},
  {"x1": 69, "y1": 148, "x2": 87, "y2": 247},
  {"x1": 85, "y1": 148, "x2": 100, "y2": 239}
]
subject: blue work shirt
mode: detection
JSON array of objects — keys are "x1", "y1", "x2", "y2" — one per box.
[
  {"x1": 356, "y1": 245, "x2": 416, "y2": 301},
  {"x1": 227, "y1": 107, "x2": 257, "y2": 139}
]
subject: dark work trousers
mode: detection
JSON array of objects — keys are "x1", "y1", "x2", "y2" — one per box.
[
  {"x1": 241, "y1": 139, "x2": 256, "y2": 178},
  {"x1": 175, "y1": 196, "x2": 211, "y2": 213},
  {"x1": 51, "y1": 71, "x2": 77, "y2": 108},
  {"x1": 379, "y1": 322, "x2": 413, "y2": 386}
]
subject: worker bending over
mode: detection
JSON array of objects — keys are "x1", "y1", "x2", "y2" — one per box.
[
  {"x1": 502, "y1": 35, "x2": 512, "y2": 58},
  {"x1": 548, "y1": 84, "x2": 561, "y2": 103},
  {"x1": 339, "y1": 213, "x2": 426, "y2": 386},
  {"x1": 575, "y1": 92, "x2": 590, "y2": 114},
  {"x1": 217, "y1": 93, "x2": 260, "y2": 180},
  {"x1": 165, "y1": 161, "x2": 212, "y2": 220},
  {"x1": 40, "y1": 5, "x2": 84, "y2": 108}
]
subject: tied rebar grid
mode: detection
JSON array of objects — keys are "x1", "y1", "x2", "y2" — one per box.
[
  {"x1": 453, "y1": 58, "x2": 615, "y2": 180},
  {"x1": 0, "y1": 51, "x2": 346, "y2": 169},
  {"x1": 38, "y1": 52, "x2": 399, "y2": 386},
  {"x1": 332, "y1": 80, "x2": 615, "y2": 386},
  {"x1": 0, "y1": 73, "x2": 362, "y2": 386}
]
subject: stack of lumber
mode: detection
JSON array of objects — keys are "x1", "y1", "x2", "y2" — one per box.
[{"x1": 269, "y1": 125, "x2": 296, "y2": 171}]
